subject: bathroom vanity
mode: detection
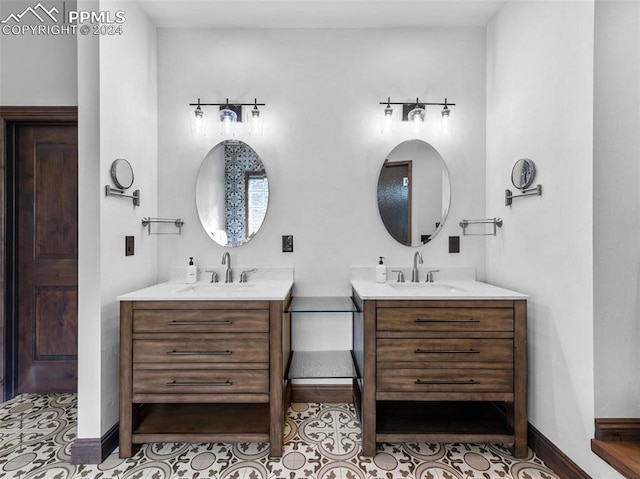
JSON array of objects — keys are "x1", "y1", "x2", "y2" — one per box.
[
  {"x1": 117, "y1": 278, "x2": 293, "y2": 458},
  {"x1": 350, "y1": 279, "x2": 528, "y2": 458}
]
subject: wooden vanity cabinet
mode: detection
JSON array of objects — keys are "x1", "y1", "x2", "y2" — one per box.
[
  {"x1": 352, "y1": 294, "x2": 527, "y2": 457},
  {"x1": 119, "y1": 297, "x2": 291, "y2": 458}
]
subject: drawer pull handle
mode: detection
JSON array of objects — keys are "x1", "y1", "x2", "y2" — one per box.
[
  {"x1": 168, "y1": 320, "x2": 232, "y2": 326},
  {"x1": 415, "y1": 379, "x2": 478, "y2": 385},
  {"x1": 414, "y1": 318, "x2": 479, "y2": 323},
  {"x1": 414, "y1": 349, "x2": 479, "y2": 354},
  {"x1": 166, "y1": 380, "x2": 232, "y2": 387},
  {"x1": 166, "y1": 350, "x2": 232, "y2": 356}
]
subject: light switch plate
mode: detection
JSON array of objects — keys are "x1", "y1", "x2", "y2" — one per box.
[
  {"x1": 282, "y1": 235, "x2": 293, "y2": 253},
  {"x1": 449, "y1": 236, "x2": 460, "y2": 254},
  {"x1": 125, "y1": 236, "x2": 134, "y2": 256}
]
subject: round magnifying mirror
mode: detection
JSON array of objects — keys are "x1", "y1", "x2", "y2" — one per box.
[
  {"x1": 110, "y1": 158, "x2": 134, "y2": 190},
  {"x1": 377, "y1": 140, "x2": 451, "y2": 247},
  {"x1": 511, "y1": 158, "x2": 536, "y2": 190},
  {"x1": 196, "y1": 140, "x2": 269, "y2": 248}
]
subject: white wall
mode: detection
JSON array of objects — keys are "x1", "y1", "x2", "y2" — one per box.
[
  {"x1": 97, "y1": 0, "x2": 158, "y2": 434},
  {"x1": 0, "y1": 1, "x2": 77, "y2": 105},
  {"x1": 594, "y1": 0, "x2": 640, "y2": 417},
  {"x1": 76, "y1": 0, "x2": 158, "y2": 438},
  {"x1": 156, "y1": 27, "x2": 487, "y2": 351},
  {"x1": 486, "y1": 1, "x2": 620, "y2": 477},
  {"x1": 76, "y1": 0, "x2": 101, "y2": 439}
]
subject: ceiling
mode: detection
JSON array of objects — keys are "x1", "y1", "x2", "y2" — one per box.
[{"x1": 137, "y1": 0, "x2": 508, "y2": 29}]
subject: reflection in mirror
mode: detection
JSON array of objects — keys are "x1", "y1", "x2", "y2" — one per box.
[
  {"x1": 511, "y1": 158, "x2": 536, "y2": 190},
  {"x1": 377, "y1": 140, "x2": 450, "y2": 247},
  {"x1": 111, "y1": 158, "x2": 134, "y2": 189},
  {"x1": 196, "y1": 140, "x2": 269, "y2": 247}
]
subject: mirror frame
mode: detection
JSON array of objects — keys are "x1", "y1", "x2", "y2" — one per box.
[
  {"x1": 511, "y1": 158, "x2": 536, "y2": 190},
  {"x1": 377, "y1": 139, "x2": 451, "y2": 247},
  {"x1": 195, "y1": 140, "x2": 270, "y2": 248},
  {"x1": 110, "y1": 158, "x2": 134, "y2": 190}
]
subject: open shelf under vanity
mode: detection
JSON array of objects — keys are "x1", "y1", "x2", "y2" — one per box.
[
  {"x1": 132, "y1": 403, "x2": 270, "y2": 444},
  {"x1": 287, "y1": 296, "x2": 358, "y2": 380},
  {"x1": 376, "y1": 400, "x2": 514, "y2": 444}
]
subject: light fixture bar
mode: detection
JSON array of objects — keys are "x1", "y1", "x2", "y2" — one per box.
[
  {"x1": 190, "y1": 98, "x2": 266, "y2": 126},
  {"x1": 380, "y1": 97, "x2": 456, "y2": 123},
  {"x1": 378, "y1": 98, "x2": 455, "y2": 107},
  {"x1": 378, "y1": 97, "x2": 456, "y2": 134},
  {"x1": 189, "y1": 98, "x2": 267, "y2": 136},
  {"x1": 189, "y1": 100, "x2": 266, "y2": 107}
]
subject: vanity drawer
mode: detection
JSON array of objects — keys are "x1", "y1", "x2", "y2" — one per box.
[
  {"x1": 377, "y1": 308, "x2": 513, "y2": 333},
  {"x1": 377, "y1": 367, "x2": 513, "y2": 393},
  {"x1": 133, "y1": 309, "x2": 269, "y2": 333},
  {"x1": 133, "y1": 336, "x2": 269, "y2": 364},
  {"x1": 377, "y1": 338, "x2": 513, "y2": 363},
  {"x1": 133, "y1": 369, "x2": 269, "y2": 394}
]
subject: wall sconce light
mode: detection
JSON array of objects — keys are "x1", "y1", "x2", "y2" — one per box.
[
  {"x1": 219, "y1": 100, "x2": 238, "y2": 136},
  {"x1": 189, "y1": 98, "x2": 266, "y2": 137},
  {"x1": 407, "y1": 99, "x2": 426, "y2": 135},
  {"x1": 248, "y1": 99, "x2": 263, "y2": 136},
  {"x1": 441, "y1": 98, "x2": 451, "y2": 134},
  {"x1": 380, "y1": 97, "x2": 396, "y2": 134},
  {"x1": 379, "y1": 97, "x2": 455, "y2": 135},
  {"x1": 191, "y1": 98, "x2": 206, "y2": 136}
]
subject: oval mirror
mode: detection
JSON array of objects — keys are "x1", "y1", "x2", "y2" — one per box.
[
  {"x1": 511, "y1": 158, "x2": 536, "y2": 190},
  {"x1": 377, "y1": 140, "x2": 450, "y2": 247},
  {"x1": 196, "y1": 140, "x2": 269, "y2": 247},
  {"x1": 111, "y1": 158, "x2": 134, "y2": 190}
]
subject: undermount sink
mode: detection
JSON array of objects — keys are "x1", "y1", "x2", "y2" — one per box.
[
  {"x1": 175, "y1": 283, "x2": 257, "y2": 295},
  {"x1": 387, "y1": 282, "x2": 466, "y2": 294}
]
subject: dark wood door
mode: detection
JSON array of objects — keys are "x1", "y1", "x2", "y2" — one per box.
[
  {"x1": 377, "y1": 160, "x2": 412, "y2": 245},
  {"x1": 15, "y1": 124, "x2": 78, "y2": 393}
]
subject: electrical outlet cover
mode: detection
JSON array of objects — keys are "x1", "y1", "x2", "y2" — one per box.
[
  {"x1": 449, "y1": 236, "x2": 460, "y2": 254},
  {"x1": 125, "y1": 236, "x2": 134, "y2": 256},
  {"x1": 282, "y1": 235, "x2": 293, "y2": 253}
]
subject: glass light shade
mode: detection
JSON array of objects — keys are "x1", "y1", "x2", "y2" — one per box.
[
  {"x1": 441, "y1": 105, "x2": 451, "y2": 134},
  {"x1": 408, "y1": 106, "x2": 425, "y2": 135},
  {"x1": 381, "y1": 105, "x2": 395, "y2": 134},
  {"x1": 219, "y1": 108, "x2": 237, "y2": 136},
  {"x1": 249, "y1": 107, "x2": 263, "y2": 136},
  {"x1": 191, "y1": 106, "x2": 206, "y2": 137}
]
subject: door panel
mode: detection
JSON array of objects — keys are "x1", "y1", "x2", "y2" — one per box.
[
  {"x1": 16, "y1": 124, "x2": 78, "y2": 393},
  {"x1": 377, "y1": 161, "x2": 412, "y2": 245},
  {"x1": 35, "y1": 286, "x2": 78, "y2": 358},
  {"x1": 34, "y1": 144, "x2": 78, "y2": 259}
]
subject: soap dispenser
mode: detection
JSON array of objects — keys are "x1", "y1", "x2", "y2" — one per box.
[
  {"x1": 186, "y1": 257, "x2": 197, "y2": 284},
  {"x1": 376, "y1": 256, "x2": 387, "y2": 283}
]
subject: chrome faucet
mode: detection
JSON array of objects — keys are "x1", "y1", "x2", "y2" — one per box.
[
  {"x1": 239, "y1": 268, "x2": 257, "y2": 283},
  {"x1": 205, "y1": 269, "x2": 218, "y2": 283},
  {"x1": 411, "y1": 251, "x2": 423, "y2": 283},
  {"x1": 222, "y1": 252, "x2": 233, "y2": 283},
  {"x1": 425, "y1": 269, "x2": 440, "y2": 283},
  {"x1": 391, "y1": 270, "x2": 405, "y2": 283}
]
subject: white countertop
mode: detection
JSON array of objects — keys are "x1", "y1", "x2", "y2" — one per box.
[
  {"x1": 350, "y1": 279, "x2": 527, "y2": 300},
  {"x1": 117, "y1": 280, "x2": 294, "y2": 301}
]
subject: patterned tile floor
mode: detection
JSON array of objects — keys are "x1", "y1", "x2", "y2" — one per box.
[{"x1": 0, "y1": 394, "x2": 560, "y2": 478}]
